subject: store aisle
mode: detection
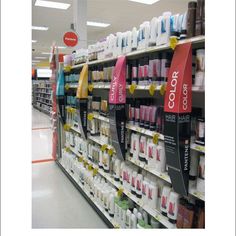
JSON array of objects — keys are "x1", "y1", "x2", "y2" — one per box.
[
  {"x1": 32, "y1": 162, "x2": 108, "y2": 228},
  {"x1": 32, "y1": 107, "x2": 108, "y2": 228},
  {"x1": 32, "y1": 108, "x2": 52, "y2": 161}
]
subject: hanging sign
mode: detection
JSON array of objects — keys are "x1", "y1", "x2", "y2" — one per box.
[
  {"x1": 63, "y1": 31, "x2": 78, "y2": 47},
  {"x1": 164, "y1": 42, "x2": 192, "y2": 196}
]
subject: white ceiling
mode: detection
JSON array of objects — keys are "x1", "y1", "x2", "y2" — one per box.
[{"x1": 32, "y1": 0, "x2": 190, "y2": 62}]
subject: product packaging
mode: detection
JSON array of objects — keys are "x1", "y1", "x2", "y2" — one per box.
[
  {"x1": 131, "y1": 27, "x2": 138, "y2": 51},
  {"x1": 195, "y1": 49, "x2": 205, "y2": 89},
  {"x1": 195, "y1": 117, "x2": 205, "y2": 145},
  {"x1": 187, "y1": 2, "x2": 197, "y2": 37},
  {"x1": 148, "y1": 177, "x2": 158, "y2": 209},
  {"x1": 139, "y1": 105, "x2": 146, "y2": 127},
  {"x1": 139, "y1": 136, "x2": 147, "y2": 162},
  {"x1": 131, "y1": 60, "x2": 138, "y2": 84},
  {"x1": 196, "y1": 155, "x2": 205, "y2": 193},
  {"x1": 160, "y1": 186, "x2": 171, "y2": 216},
  {"x1": 183, "y1": 203, "x2": 195, "y2": 228},
  {"x1": 167, "y1": 191, "x2": 180, "y2": 223},
  {"x1": 134, "y1": 100, "x2": 140, "y2": 126},
  {"x1": 176, "y1": 198, "x2": 187, "y2": 228},
  {"x1": 131, "y1": 171, "x2": 138, "y2": 195},
  {"x1": 149, "y1": 17, "x2": 158, "y2": 46},
  {"x1": 154, "y1": 142, "x2": 166, "y2": 173},
  {"x1": 149, "y1": 106, "x2": 157, "y2": 130},
  {"x1": 189, "y1": 150, "x2": 199, "y2": 180},
  {"x1": 135, "y1": 173, "x2": 143, "y2": 198},
  {"x1": 195, "y1": 0, "x2": 204, "y2": 36},
  {"x1": 144, "y1": 106, "x2": 151, "y2": 129}
]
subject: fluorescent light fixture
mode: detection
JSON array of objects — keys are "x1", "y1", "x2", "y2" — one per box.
[
  {"x1": 57, "y1": 46, "x2": 66, "y2": 49},
  {"x1": 32, "y1": 60, "x2": 41, "y2": 63},
  {"x1": 32, "y1": 40, "x2": 37, "y2": 43},
  {"x1": 32, "y1": 26, "x2": 49, "y2": 31},
  {"x1": 41, "y1": 52, "x2": 51, "y2": 55},
  {"x1": 128, "y1": 0, "x2": 160, "y2": 5},
  {"x1": 87, "y1": 21, "x2": 110, "y2": 28},
  {"x1": 34, "y1": 57, "x2": 47, "y2": 59},
  {"x1": 37, "y1": 68, "x2": 52, "y2": 78},
  {"x1": 35, "y1": 0, "x2": 70, "y2": 10}
]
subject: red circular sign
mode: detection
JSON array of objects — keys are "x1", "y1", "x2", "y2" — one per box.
[{"x1": 63, "y1": 31, "x2": 78, "y2": 47}]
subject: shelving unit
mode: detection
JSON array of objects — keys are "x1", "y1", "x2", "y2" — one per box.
[
  {"x1": 32, "y1": 80, "x2": 52, "y2": 115},
  {"x1": 58, "y1": 34, "x2": 205, "y2": 229}
]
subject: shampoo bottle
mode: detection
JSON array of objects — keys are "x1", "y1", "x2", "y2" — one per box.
[
  {"x1": 167, "y1": 191, "x2": 180, "y2": 223},
  {"x1": 149, "y1": 17, "x2": 158, "y2": 46},
  {"x1": 160, "y1": 186, "x2": 171, "y2": 216}
]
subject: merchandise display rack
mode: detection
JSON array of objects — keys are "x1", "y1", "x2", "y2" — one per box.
[
  {"x1": 57, "y1": 34, "x2": 205, "y2": 229},
  {"x1": 32, "y1": 80, "x2": 52, "y2": 115}
]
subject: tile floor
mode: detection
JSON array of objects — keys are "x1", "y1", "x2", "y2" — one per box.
[{"x1": 32, "y1": 107, "x2": 108, "y2": 228}]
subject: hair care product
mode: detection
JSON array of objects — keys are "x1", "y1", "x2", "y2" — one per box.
[
  {"x1": 131, "y1": 171, "x2": 138, "y2": 194},
  {"x1": 138, "y1": 58, "x2": 143, "y2": 85},
  {"x1": 131, "y1": 213, "x2": 137, "y2": 228},
  {"x1": 195, "y1": 0, "x2": 204, "y2": 36},
  {"x1": 196, "y1": 155, "x2": 205, "y2": 193},
  {"x1": 176, "y1": 198, "x2": 187, "y2": 228},
  {"x1": 139, "y1": 105, "x2": 146, "y2": 127},
  {"x1": 103, "y1": 151, "x2": 110, "y2": 173},
  {"x1": 149, "y1": 17, "x2": 158, "y2": 46},
  {"x1": 133, "y1": 208, "x2": 138, "y2": 217},
  {"x1": 167, "y1": 191, "x2": 180, "y2": 223},
  {"x1": 125, "y1": 209, "x2": 132, "y2": 228},
  {"x1": 147, "y1": 139, "x2": 154, "y2": 167},
  {"x1": 131, "y1": 27, "x2": 138, "y2": 51},
  {"x1": 131, "y1": 60, "x2": 138, "y2": 84},
  {"x1": 144, "y1": 106, "x2": 151, "y2": 129},
  {"x1": 126, "y1": 31, "x2": 132, "y2": 53},
  {"x1": 156, "y1": 12, "x2": 171, "y2": 46},
  {"x1": 156, "y1": 106, "x2": 164, "y2": 133},
  {"x1": 189, "y1": 151, "x2": 199, "y2": 180},
  {"x1": 114, "y1": 158, "x2": 121, "y2": 181},
  {"x1": 116, "y1": 32, "x2": 122, "y2": 56},
  {"x1": 195, "y1": 117, "x2": 205, "y2": 145},
  {"x1": 130, "y1": 132, "x2": 135, "y2": 157},
  {"x1": 187, "y1": 2, "x2": 197, "y2": 37},
  {"x1": 108, "y1": 193, "x2": 115, "y2": 217},
  {"x1": 154, "y1": 142, "x2": 166, "y2": 173},
  {"x1": 133, "y1": 133, "x2": 140, "y2": 160},
  {"x1": 134, "y1": 100, "x2": 140, "y2": 126},
  {"x1": 120, "y1": 161, "x2": 125, "y2": 184},
  {"x1": 142, "y1": 176, "x2": 149, "y2": 205},
  {"x1": 129, "y1": 99, "x2": 135, "y2": 124},
  {"x1": 137, "y1": 212, "x2": 143, "y2": 221},
  {"x1": 149, "y1": 106, "x2": 157, "y2": 130},
  {"x1": 136, "y1": 174, "x2": 143, "y2": 198},
  {"x1": 139, "y1": 136, "x2": 147, "y2": 162},
  {"x1": 183, "y1": 203, "x2": 195, "y2": 228},
  {"x1": 99, "y1": 150, "x2": 103, "y2": 169},
  {"x1": 193, "y1": 200, "x2": 205, "y2": 228},
  {"x1": 160, "y1": 186, "x2": 171, "y2": 216},
  {"x1": 195, "y1": 49, "x2": 205, "y2": 88},
  {"x1": 148, "y1": 176, "x2": 158, "y2": 209},
  {"x1": 202, "y1": 0, "x2": 205, "y2": 35},
  {"x1": 180, "y1": 12, "x2": 188, "y2": 39},
  {"x1": 170, "y1": 14, "x2": 180, "y2": 41},
  {"x1": 143, "y1": 57, "x2": 149, "y2": 85},
  {"x1": 150, "y1": 217, "x2": 161, "y2": 228}
]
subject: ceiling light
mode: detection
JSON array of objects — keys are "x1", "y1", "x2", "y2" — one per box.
[
  {"x1": 41, "y1": 52, "x2": 51, "y2": 55},
  {"x1": 32, "y1": 40, "x2": 37, "y2": 43},
  {"x1": 32, "y1": 26, "x2": 48, "y2": 31},
  {"x1": 128, "y1": 0, "x2": 160, "y2": 5},
  {"x1": 32, "y1": 60, "x2": 41, "y2": 63},
  {"x1": 35, "y1": 0, "x2": 70, "y2": 10},
  {"x1": 87, "y1": 21, "x2": 110, "y2": 28},
  {"x1": 34, "y1": 57, "x2": 47, "y2": 59}
]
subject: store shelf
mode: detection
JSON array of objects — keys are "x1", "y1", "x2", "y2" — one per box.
[
  {"x1": 93, "y1": 113, "x2": 109, "y2": 123},
  {"x1": 56, "y1": 159, "x2": 118, "y2": 228},
  {"x1": 126, "y1": 123, "x2": 164, "y2": 140},
  {"x1": 87, "y1": 135, "x2": 114, "y2": 150},
  {"x1": 36, "y1": 96, "x2": 51, "y2": 101},
  {"x1": 70, "y1": 124, "x2": 81, "y2": 134},
  {"x1": 127, "y1": 155, "x2": 205, "y2": 201},
  {"x1": 88, "y1": 36, "x2": 205, "y2": 65},
  {"x1": 35, "y1": 92, "x2": 51, "y2": 95},
  {"x1": 33, "y1": 105, "x2": 51, "y2": 115},
  {"x1": 190, "y1": 143, "x2": 205, "y2": 153},
  {"x1": 35, "y1": 100, "x2": 52, "y2": 106}
]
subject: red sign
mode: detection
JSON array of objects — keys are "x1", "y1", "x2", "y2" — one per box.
[
  {"x1": 164, "y1": 43, "x2": 192, "y2": 113},
  {"x1": 63, "y1": 31, "x2": 78, "y2": 47}
]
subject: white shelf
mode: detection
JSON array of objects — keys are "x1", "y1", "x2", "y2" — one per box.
[
  {"x1": 127, "y1": 155, "x2": 205, "y2": 201},
  {"x1": 59, "y1": 159, "x2": 120, "y2": 228},
  {"x1": 87, "y1": 135, "x2": 114, "y2": 150},
  {"x1": 126, "y1": 123, "x2": 164, "y2": 140},
  {"x1": 66, "y1": 145, "x2": 175, "y2": 228},
  {"x1": 70, "y1": 125, "x2": 81, "y2": 134},
  {"x1": 190, "y1": 143, "x2": 205, "y2": 153},
  {"x1": 93, "y1": 113, "x2": 109, "y2": 123},
  {"x1": 35, "y1": 92, "x2": 51, "y2": 95},
  {"x1": 67, "y1": 36, "x2": 205, "y2": 72}
]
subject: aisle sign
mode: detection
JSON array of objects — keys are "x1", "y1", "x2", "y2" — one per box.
[{"x1": 63, "y1": 31, "x2": 78, "y2": 47}]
